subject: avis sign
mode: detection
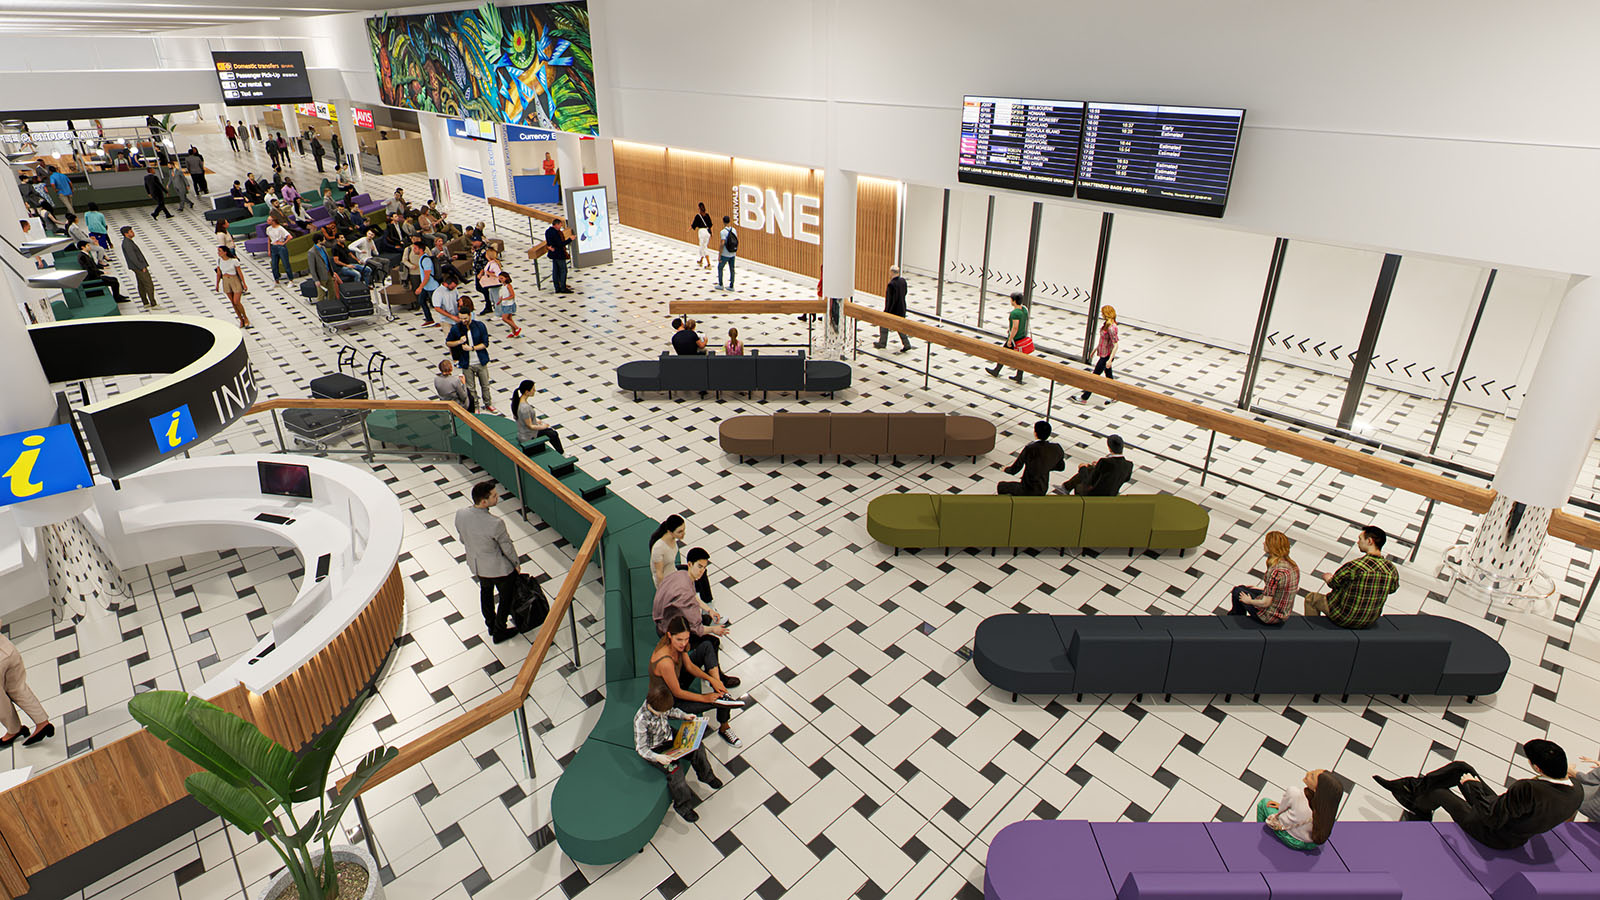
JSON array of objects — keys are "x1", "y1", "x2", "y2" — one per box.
[{"x1": 732, "y1": 185, "x2": 820, "y2": 245}]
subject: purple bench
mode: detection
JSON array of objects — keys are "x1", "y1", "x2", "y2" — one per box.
[{"x1": 985, "y1": 819, "x2": 1600, "y2": 900}]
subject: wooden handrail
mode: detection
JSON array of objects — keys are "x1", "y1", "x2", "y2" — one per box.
[
  {"x1": 668, "y1": 302, "x2": 1499, "y2": 517},
  {"x1": 1549, "y1": 510, "x2": 1600, "y2": 550},
  {"x1": 669, "y1": 300, "x2": 827, "y2": 316},
  {"x1": 243, "y1": 398, "x2": 606, "y2": 793},
  {"x1": 489, "y1": 196, "x2": 561, "y2": 225}
]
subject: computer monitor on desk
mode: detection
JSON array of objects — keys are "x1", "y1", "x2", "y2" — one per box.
[{"x1": 258, "y1": 461, "x2": 313, "y2": 501}]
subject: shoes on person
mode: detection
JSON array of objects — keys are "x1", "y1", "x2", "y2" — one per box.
[
  {"x1": 872, "y1": 343, "x2": 886, "y2": 349},
  {"x1": 721, "y1": 674, "x2": 741, "y2": 689},
  {"x1": 509, "y1": 328, "x2": 522, "y2": 338},
  {"x1": 492, "y1": 630, "x2": 516, "y2": 644},
  {"x1": 1051, "y1": 484, "x2": 1071, "y2": 495},
  {"x1": 986, "y1": 367, "x2": 1002, "y2": 377},
  {"x1": 718, "y1": 726, "x2": 741, "y2": 747},
  {"x1": 1070, "y1": 395, "x2": 1088, "y2": 404},
  {"x1": 484, "y1": 406, "x2": 499, "y2": 414},
  {"x1": 0, "y1": 727, "x2": 29, "y2": 748},
  {"x1": 1011, "y1": 373, "x2": 1025, "y2": 383},
  {"x1": 677, "y1": 806, "x2": 699, "y2": 823},
  {"x1": 700, "y1": 773, "x2": 724, "y2": 790},
  {"x1": 21, "y1": 723, "x2": 53, "y2": 746}
]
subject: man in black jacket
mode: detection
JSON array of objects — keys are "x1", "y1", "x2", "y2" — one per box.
[
  {"x1": 874, "y1": 265, "x2": 912, "y2": 352},
  {"x1": 998, "y1": 421, "x2": 1065, "y2": 496},
  {"x1": 74, "y1": 241, "x2": 125, "y2": 303},
  {"x1": 1375, "y1": 739, "x2": 1583, "y2": 850},
  {"x1": 143, "y1": 167, "x2": 173, "y2": 220},
  {"x1": 380, "y1": 213, "x2": 408, "y2": 252},
  {"x1": 1055, "y1": 434, "x2": 1134, "y2": 496}
]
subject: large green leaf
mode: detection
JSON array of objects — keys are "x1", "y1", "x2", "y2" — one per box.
[
  {"x1": 289, "y1": 687, "x2": 373, "y2": 803},
  {"x1": 187, "y1": 701, "x2": 296, "y2": 802},
  {"x1": 186, "y1": 772, "x2": 273, "y2": 836},
  {"x1": 319, "y1": 746, "x2": 397, "y2": 845},
  {"x1": 129, "y1": 692, "x2": 253, "y2": 788}
]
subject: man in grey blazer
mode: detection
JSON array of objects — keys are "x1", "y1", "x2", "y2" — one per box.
[{"x1": 455, "y1": 481, "x2": 519, "y2": 642}]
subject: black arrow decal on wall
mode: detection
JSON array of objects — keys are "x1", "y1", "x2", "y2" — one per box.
[
  {"x1": 1421, "y1": 367, "x2": 1434, "y2": 380},
  {"x1": 1501, "y1": 384, "x2": 1517, "y2": 399},
  {"x1": 1297, "y1": 339, "x2": 1309, "y2": 352},
  {"x1": 1267, "y1": 331, "x2": 1279, "y2": 346},
  {"x1": 1479, "y1": 380, "x2": 1495, "y2": 395},
  {"x1": 1312, "y1": 341, "x2": 1326, "y2": 357},
  {"x1": 1441, "y1": 371, "x2": 1456, "y2": 383}
]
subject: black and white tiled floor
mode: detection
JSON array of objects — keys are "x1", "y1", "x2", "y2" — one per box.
[{"x1": 18, "y1": 124, "x2": 1600, "y2": 900}]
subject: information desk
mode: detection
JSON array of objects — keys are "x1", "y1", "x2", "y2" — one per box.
[
  {"x1": 82, "y1": 453, "x2": 404, "y2": 694},
  {"x1": 0, "y1": 510, "x2": 46, "y2": 618}
]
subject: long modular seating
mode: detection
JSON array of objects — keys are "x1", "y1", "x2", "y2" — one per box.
[
  {"x1": 972, "y1": 613, "x2": 1509, "y2": 702},
  {"x1": 362, "y1": 408, "x2": 677, "y2": 864},
  {"x1": 867, "y1": 492, "x2": 1209, "y2": 553},
  {"x1": 617, "y1": 351, "x2": 852, "y2": 400},
  {"x1": 719, "y1": 411, "x2": 996, "y2": 462},
  {"x1": 985, "y1": 818, "x2": 1600, "y2": 900}
]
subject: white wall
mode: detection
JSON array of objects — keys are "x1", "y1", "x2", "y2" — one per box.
[{"x1": 581, "y1": 0, "x2": 1600, "y2": 277}]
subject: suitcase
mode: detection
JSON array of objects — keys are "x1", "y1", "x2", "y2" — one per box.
[
  {"x1": 300, "y1": 278, "x2": 319, "y2": 300},
  {"x1": 512, "y1": 573, "x2": 549, "y2": 633},
  {"x1": 316, "y1": 298, "x2": 348, "y2": 324},
  {"x1": 310, "y1": 372, "x2": 367, "y2": 401},
  {"x1": 339, "y1": 280, "x2": 370, "y2": 301},
  {"x1": 340, "y1": 293, "x2": 371, "y2": 317},
  {"x1": 282, "y1": 408, "x2": 354, "y2": 445}
]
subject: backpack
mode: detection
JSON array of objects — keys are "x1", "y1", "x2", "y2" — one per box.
[
  {"x1": 723, "y1": 228, "x2": 738, "y2": 253},
  {"x1": 512, "y1": 573, "x2": 549, "y2": 632}
]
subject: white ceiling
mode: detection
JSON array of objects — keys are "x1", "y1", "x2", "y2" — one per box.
[{"x1": 0, "y1": 0, "x2": 443, "y2": 35}]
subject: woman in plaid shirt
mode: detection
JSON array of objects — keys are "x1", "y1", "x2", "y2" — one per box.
[{"x1": 1228, "y1": 531, "x2": 1300, "y2": 625}]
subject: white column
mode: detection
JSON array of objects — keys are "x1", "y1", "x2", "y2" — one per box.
[
  {"x1": 417, "y1": 113, "x2": 455, "y2": 208},
  {"x1": 330, "y1": 100, "x2": 362, "y2": 182},
  {"x1": 819, "y1": 167, "x2": 857, "y2": 359},
  {"x1": 553, "y1": 132, "x2": 583, "y2": 194},
  {"x1": 0, "y1": 174, "x2": 54, "y2": 434},
  {"x1": 1462, "y1": 275, "x2": 1600, "y2": 596},
  {"x1": 282, "y1": 104, "x2": 302, "y2": 156}
]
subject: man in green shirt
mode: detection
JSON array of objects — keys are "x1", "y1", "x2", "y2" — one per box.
[
  {"x1": 986, "y1": 292, "x2": 1030, "y2": 383},
  {"x1": 1303, "y1": 525, "x2": 1399, "y2": 628}
]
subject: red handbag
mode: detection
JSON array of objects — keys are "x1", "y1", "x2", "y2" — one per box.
[{"x1": 1013, "y1": 336, "x2": 1035, "y2": 355}]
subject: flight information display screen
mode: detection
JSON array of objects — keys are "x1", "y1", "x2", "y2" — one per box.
[
  {"x1": 1076, "y1": 102, "x2": 1245, "y2": 217},
  {"x1": 212, "y1": 51, "x2": 313, "y2": 106},
  {"x1": 957, "y1": 96, "x2": 1083, "y2": 197}
]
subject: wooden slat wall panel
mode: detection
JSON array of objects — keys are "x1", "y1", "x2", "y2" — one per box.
[
  {"x1": 854, "y1": 177, "x2": 899, "y2": 296},
  {"x1": 613, "y1": 143, "x2": 898, "y2": 289},
  {"x1": 0, "y1": 830, "x2": 28, "y2": 899}
]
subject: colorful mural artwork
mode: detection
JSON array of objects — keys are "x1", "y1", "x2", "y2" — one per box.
[{"x1": 367, "y1": 2, "x2": 597, "y2": 135}]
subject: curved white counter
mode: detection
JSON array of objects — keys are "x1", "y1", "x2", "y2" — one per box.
[{"x1": 83, "y1": 454, "x2": 404, "y2": 694}]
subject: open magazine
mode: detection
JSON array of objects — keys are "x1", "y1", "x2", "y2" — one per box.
[{"x1": 660, "y1": 715, "x2": 709, "y2": 763}]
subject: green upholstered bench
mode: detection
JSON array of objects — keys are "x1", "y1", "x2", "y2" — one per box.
[
  {"x1": 51, "y1": 284, "x2": 121, "y2": 320},
  {"x1": 353, "y1": 403, "x2": 684, "y2": 863},
  {"x1": 866, "y1": 492, "x2": 1208, "y2": 554}
]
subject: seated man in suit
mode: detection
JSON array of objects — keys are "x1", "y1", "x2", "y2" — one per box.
[
  {"x1": 1375, "y1": 739, "x2": 1583, "y2": 850},
  {"x1": 997, "y1": 421, "x2": 1065, "y2": 496},
  {"x1": 1054, "y1": 434, "x2": 1134, "y2": 496}
]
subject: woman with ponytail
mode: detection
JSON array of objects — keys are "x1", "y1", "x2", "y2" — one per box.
[
  {"x1": 511, "y1": 380, "x2": 563, "y2": 454},
  {"x1": 647, "y1": 514, "x2": 725, "y2": 627}
]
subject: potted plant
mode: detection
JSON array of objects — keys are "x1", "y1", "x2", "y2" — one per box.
[{"x1": 129, "y1": 688, "x2": 396, "y2": 900}]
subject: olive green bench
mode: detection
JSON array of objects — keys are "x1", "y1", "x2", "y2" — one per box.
[{"x1": 865, "y1": 493, "x2": 1209, "y2": 554}]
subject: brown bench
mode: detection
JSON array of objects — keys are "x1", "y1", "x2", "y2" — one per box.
[{"x1": 720, "y1": 411, "x2": 996, "y2": 462}]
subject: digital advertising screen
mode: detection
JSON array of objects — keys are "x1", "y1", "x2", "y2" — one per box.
[
  {"x1": 958, "y1": 96, "x2": 1084, "y2": 197},
  {"x1": 571, "y1": 186, "x2": 611, "y2": 254},
  {"x1": 1076, "y1": 102, "x2": 1246, "y2": 217},
  {"x1": 367, "y1": 2, "x2": 598, "y2": 135},
  {"x1": 212, "y1": 51, "x2": 313, "y2": 107}
]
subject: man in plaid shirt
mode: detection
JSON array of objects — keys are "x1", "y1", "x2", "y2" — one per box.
[
  {"x1": 1303, "y1": 525, "x2": 1399, "y2": 628},
  {"x1": 634, "y1": 678, "x2": 722, "y2": 822}
]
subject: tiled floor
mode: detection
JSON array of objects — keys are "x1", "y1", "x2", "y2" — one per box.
[{"x1": 18, "y1": 123, "x2": 1600, "y2": 900}]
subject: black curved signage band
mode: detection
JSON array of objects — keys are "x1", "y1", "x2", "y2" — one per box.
[{"x1": 29, "y1": 316, "x2": 258, "y2": 480}]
